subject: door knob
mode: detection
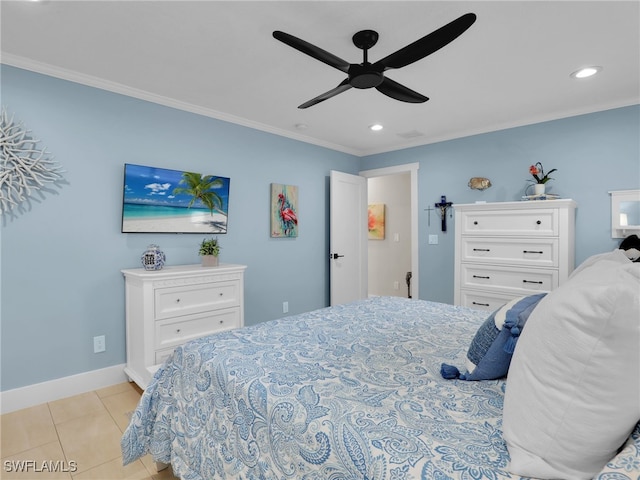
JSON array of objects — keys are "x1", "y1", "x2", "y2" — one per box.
[{"x1": 330, "y1": 253, "x2": 345, "y2": 259}]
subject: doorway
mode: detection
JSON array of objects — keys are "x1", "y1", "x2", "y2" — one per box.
[{"x1": 360, "y1": 163, "x2": 419, "y2": 299}]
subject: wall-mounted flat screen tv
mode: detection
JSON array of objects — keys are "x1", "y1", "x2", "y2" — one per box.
[{"x1": 122, "y1": 163, "x2": 230, "y2": 234}]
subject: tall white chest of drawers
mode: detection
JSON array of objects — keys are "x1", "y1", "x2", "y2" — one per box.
[
  {"x1": 122, "y1": 263, "x2": 246, "y2": 389},
  {"x1": 454, "y1": 200, "x2": 576, "y2": 311}
]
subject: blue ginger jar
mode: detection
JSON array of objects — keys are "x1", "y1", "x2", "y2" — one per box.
[{"x1": 141, "y1": 244, "x2": 166, "y2": 271}]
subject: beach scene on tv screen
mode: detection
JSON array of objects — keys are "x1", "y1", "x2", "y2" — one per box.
[{"x1": 122, "y1": 164, "x2": 230, "y2": 233}]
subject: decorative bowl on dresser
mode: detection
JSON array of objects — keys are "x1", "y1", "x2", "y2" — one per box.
[
  {"x1": 453, "y1": 200, "x2": 576, "y2": 311},
  {"x1": 122, "y1": 263, "x2": 247, "y2": 389}
]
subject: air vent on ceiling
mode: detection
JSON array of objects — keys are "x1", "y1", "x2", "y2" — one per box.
[{"x1": 397, "y1": 130, "x2": 425, "y2": 139}]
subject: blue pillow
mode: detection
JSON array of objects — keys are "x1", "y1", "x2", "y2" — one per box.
[{"x1": 441, "y1": 294, "x2": 546, "y2": 381}]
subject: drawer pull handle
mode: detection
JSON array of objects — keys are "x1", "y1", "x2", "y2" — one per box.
[
  {"x1": 219, "y1": 320, "x2": 224, "y2": 324},
  {"x1": 176, "y1": 329, "x2": 181, "y2": 333},
  {"x1": 523, "y1": 280, "x2": 543, "y2": 284},
  {"x1": 473, "y1": 248, "x2": 491, "y2": 252},
  {"x1": 219, "y1": 293, "x2": 224, "y2": 296},
  {"x1": 536, "y1": 220, "x2": 542, "y2": 225},
  {"x1": 472, "y1": 301, "x2": 490, "y2": 307},
  {"x1": 473, "y1": 275, "x2": 490, "y2": 279},
  {"x1": 473, "y1": 221, "x2": 479, "y2": 225},
  {"x1": 523, "y1": 250, "x2": 544, "y2": 254},
  {"x1": 176, "y1": 298, "x2": 181, "y2": 303}
]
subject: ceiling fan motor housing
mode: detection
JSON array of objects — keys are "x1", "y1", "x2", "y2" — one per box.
[{"x1": 349, "y1": 64, "x2": 384, "y2": 88}]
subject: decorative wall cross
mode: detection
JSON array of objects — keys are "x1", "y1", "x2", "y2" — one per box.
[
  {"x1": 424, "y1": 205, "x2": 434, "y2": 227},
  {"x1": 435, "y1": 195, "x2": 453, "y2": 232}
]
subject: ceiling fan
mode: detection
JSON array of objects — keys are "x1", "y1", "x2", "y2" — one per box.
[{"x1": 273, "y1": 13, "x2": 476, "y2": 109}]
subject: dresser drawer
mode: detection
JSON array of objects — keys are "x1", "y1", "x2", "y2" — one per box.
[
  {"x1": 155, "y1": 348, "x2": 174, "y2": 366},
  {"x1": 154, "y1": 280, "x2": 239, "y2": 320},
  {"x1": 461, "y1": 237, "x2": 558, "y2": 267},
  {"x1": 461, "y1": 264, "x2": 557, "y2": 293},
  {"x1": 460, "y1": 209, "x2": 558, "y2": 236},
  {"x1": 155, "y1": 308, "x2": 240, "y2": 351},
  {"x1": 459, "y1": 289, "x2": 521, "y2": 312}
]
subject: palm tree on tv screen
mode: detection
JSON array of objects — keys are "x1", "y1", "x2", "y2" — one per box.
[{"x1": 173, "y1": 172, "x2": 224, "y2": 216}]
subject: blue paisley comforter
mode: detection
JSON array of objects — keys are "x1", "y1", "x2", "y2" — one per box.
[{"x1": 121, "y1": 297, "x2": 640, "y2": 479}]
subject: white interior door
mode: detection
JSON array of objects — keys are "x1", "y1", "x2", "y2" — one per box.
[{"x1": 330, "y1": 170, "x2": 367, "y2": 306}]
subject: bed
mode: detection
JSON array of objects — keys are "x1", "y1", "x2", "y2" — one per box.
[{"x1": 122, "y1": 277, "x2": 640, "y2": 479}]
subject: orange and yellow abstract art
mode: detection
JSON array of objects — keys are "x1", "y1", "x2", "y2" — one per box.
[{"x1": 368, "y1": 203, "x2": 385, "y2": 240}]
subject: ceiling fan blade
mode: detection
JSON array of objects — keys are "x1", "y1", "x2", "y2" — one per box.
[
  {"x1": 374, "y1": 13, "x2": 476, "y2": 70},
  {"x1": 273, "y1": 31, "x2": 351, "y2": 73},
  {"x1": 376, "y1": 77, "x2": 429, "y2": 103},
  {"x1": 298, "y1": 80, "x2": 352, "y2": 109}
]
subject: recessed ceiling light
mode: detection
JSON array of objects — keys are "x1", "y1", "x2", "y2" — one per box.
[
  {"x1": 369, "y1": 124, "x2": 383, "y2": 131},
  {"x1": 570, "y1": 66, "x2": 602, "y2": 79}
]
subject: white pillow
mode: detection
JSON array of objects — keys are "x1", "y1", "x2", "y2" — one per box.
[
  {"x1": 568, "y1": 248, "x2": 630, "y2": 279},
  {"x1": 502, "y1": 252, "x2": 640, "y2": 479}
]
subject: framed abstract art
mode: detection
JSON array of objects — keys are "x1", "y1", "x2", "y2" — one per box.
[{"x1": 368, "y1": 203, "x2": 385, "y2": 240}]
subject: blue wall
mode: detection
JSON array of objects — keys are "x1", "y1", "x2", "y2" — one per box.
[
  {"x1": 0, "y1": 66, "x2": 358, "y2": 390},
  {"x1": 2, "y1": 65, "x2": 639, "y2": 391},
  {"x1": 363, "y1": 106, "x2": 640, "y2": 302}
]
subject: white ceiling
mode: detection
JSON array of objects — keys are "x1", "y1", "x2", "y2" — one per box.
[{"x1": 2, "y1": 1, "x2": 639, "y2": 157}]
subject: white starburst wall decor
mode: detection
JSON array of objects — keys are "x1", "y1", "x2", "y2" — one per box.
[{"x1": 0, "y1": 108, "x2": 64, "y2": 215}]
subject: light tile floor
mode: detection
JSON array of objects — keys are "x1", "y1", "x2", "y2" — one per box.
[{"x1": 1, "y1": 382, "x2": 179, "y2": 479}]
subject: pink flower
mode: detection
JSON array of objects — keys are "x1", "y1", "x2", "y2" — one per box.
[{"x1": 528, "y1": 162, "x2": 557, "y2": 184}]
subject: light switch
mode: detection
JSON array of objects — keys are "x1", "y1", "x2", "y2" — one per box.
[{"x1": 428, "y1": 234, "x2": 439, "y2": 245}]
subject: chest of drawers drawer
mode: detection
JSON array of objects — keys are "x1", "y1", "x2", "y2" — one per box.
[
  {"x1": 154, "y1": 280, "x2": 239, "y2": 320},
  {"x1": 155, "y1": 308, "x2": 240, "y2": 352},
  {"x1": 458, "y1": 289, "x2": 523, "y2": 312},
  {"x1": 460, "y1": 208, "x2": 558, "y2": 236},
  {"x1": 461, "y1": 237, "x2": 558, "y2": 267},
  {"x1": 461, "y1": 264, "x2": 557, "y2": 293}
]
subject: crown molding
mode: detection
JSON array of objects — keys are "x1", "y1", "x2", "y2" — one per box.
[{"x1": 1, "y1": 54, "x2": 362, "y2": 157}]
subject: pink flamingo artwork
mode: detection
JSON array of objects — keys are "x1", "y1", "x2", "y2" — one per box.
[{"x1": 271, "y1": 184, "x2": 299, "y2": 237}]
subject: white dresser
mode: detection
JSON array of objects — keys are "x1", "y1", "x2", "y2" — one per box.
[
  {"x1": 122, "y1": 263, "x2": 246, "y2": 389},
  {"x1": 454, "y1": 200, "x2": 576, "y2": 311}
]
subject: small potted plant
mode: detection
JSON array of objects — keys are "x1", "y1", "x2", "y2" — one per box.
[
  {"x1": 528, "y1": 162, "x2": 557, "y2": 196},
  {"x1": 199, "y1": 237, "x2": 220, "y2": 267}
]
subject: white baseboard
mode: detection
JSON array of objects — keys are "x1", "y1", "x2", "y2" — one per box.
[{"x1": 0, "y1": 364, "x2": 128, "y2": 414}]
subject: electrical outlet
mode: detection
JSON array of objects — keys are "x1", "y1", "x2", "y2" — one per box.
[
  {"x1": 93, "y1": 335, "x2": 106, "y2": 353},
  {"x1": 283, "y1": 301, "x2": 289, "y2": 313},
  {"x1": 393, "y1": 281, "x2": 399, "y2": 290}
]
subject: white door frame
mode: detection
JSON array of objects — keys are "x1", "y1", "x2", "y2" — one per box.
[{"x1": 360, "y1": 163, "x2": 419, "y2": 299}]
